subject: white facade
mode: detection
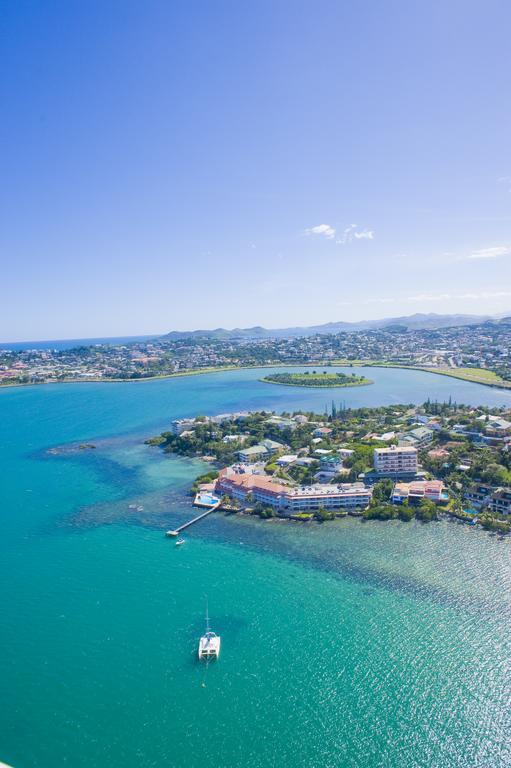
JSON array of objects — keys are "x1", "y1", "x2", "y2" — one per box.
[
  {"x1": 171, "y1": 418, "x2": 196, "y2": 435},
  {"x1": 281, "y1": 483, "x2": 371, "y2": 512},
  {"x1": 374, "y1": 446, "x2": 418, "y2": 474}
]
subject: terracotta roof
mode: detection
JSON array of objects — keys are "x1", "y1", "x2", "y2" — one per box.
[{"x1": 217, "y1": 472, "x2": 288, "y2": 495}]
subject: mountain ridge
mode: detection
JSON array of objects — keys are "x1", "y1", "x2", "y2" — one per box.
[{"x1": 161, "y1": 312, "x2": 509, "y2": 340}]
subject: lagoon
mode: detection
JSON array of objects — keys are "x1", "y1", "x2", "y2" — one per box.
[{"x1": 1, "y1": 367, "x2": 510, "y2": 768}]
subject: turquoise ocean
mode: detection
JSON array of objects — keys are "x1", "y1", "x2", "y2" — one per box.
[{"x1": 1, "y1": 367, "x2": 510, "y2": 768}]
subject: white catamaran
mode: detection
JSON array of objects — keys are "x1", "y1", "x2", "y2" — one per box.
[{"x1": 198, "y1": 602, "x2": 221, "y2": 660}]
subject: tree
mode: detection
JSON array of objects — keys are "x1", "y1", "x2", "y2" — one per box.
[
  {"x1": 398, "y1": 504, "x2": 414, "y2": 521},
  {"x1": 416, "y1": 498, "x2": 438, "y2": 522},
  {"x1": 315, "y1": 507, "x2": 336, "y2": 521},
  {"x1": 363, "y1": 504, "x2": 397, "y2": 520},
  {"x1": 482, "y1": 463, "x2": 511, "y2": 486},
  {"x1": 371, "y1": 479, "x2": 394, "y2": 505}
]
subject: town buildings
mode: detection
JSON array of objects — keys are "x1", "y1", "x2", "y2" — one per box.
[{"x1": 2, "y1": 317, "x2": 510, "y2": 386}]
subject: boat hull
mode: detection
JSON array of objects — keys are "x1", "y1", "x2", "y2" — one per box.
[{"x1": 198, "y1": 633, "x2": 221, "y2": 660}]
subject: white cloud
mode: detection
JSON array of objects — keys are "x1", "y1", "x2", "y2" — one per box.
[
  {"x1": 363, "y1": 297, "x2": 396, "y2": 304},
  {"x1": 304, "y1": 222, "x2": 375, "y2": 244},
  {"x1": 404, "y1": 293, "x2": 452, "y2": 303},
  {"x1": 304, "y1": 223, "x2": 336, "y2": 239},
  {"x1": 347, "y1": 290, "x2": 511, "y2": 307},
  {"x1": 468, "y1": 245, "x2": 509, "y2": 260},
  {"x1": 404, "y1": 290, "x2": 511, "y2": 303},
  {"x1": 336, "y1": 224, "x2": 375, "y2": 244},
  {"x1": 498, "y1": 176, "x2": 511, "y2": 192}
]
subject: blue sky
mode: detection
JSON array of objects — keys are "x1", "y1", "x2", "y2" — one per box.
[{"x1": 1, "y1": 0, "x2": 510, "y2": 341}]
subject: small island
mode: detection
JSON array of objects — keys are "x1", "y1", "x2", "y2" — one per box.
[{"x1": 261, "y1": 371, "x2": 373, "y2": 388}]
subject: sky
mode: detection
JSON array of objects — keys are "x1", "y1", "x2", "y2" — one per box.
[{"x1": 1, "y1": 0, "x2": 511, "y2": 341}]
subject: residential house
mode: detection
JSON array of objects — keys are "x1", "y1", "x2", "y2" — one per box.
[
  {"x1": 313, "y1": 427, "x2": 333, "y2": 438},
  {"x1": 398, "y1": 427, "x2": 434, "y2": 449},
  {"x1": 464, "y1": 484, "x2": 511, "y2": 515},
  {"x1": 392, "y1": 480, "x2": 446, "y2": 504}
]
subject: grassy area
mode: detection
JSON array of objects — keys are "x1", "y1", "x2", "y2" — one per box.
[
  {"x1": 328, "y1": 361, "x2": 511, "y2": 389},
  {"x1": 425, "y1": 367, "x2": 511, "y2": 387},
  {"x1": 261, "y1": 371, "x2": 373, "y2": 388}
]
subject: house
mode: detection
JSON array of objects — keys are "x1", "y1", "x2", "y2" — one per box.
[
  {"x1": 319, "y1": 455, "x2": 343, "y2": 473},
  {"x1": 409, "y1": 414, "x2": 431, "y2": 425},
  {"x1": 483, "y1": 417, "x2": 511, "y2": 436},
  {"x1": 464, "y1": 483, "x2": 494, "y2": 510},
  {"x1": 295, "y1": 457, "x2": 317, "y2": 467},
  {"x1": 222, "y1": 434, "x2": 247, "y2": 444},
  {"x1": 398, "y1": 427, "x2": 434, "y2": 449},
  {"x1": 314, "y1": 455, "x2": 345, "y2": 483},
  {"x1": 276, "y1": 455, "x2": 298, "y2": 466},
  {"x1": 464, "y1": 484, "x2": 511, "y2": 515},
  {"x1": 313, "y1": 427, "x2": 333, "y2": 438},
  {"x1": 427, "y1": 447, "x2": 449, "y2": 460},
  {"x1": 491, "y1": 488, "x2": 511, "y2": 515},
  {"x1": 265, "y1": 416, "x2": 297, "y2": 431},
  {"x1": 392, "y1": 480, "x2": 446, "y2": 504}
]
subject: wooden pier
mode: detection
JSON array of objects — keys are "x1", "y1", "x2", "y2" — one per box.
[{"x1": 166, "y1": 501, "x2": 221, "y2": 537}]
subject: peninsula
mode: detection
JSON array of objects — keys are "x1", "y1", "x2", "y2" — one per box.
[{"x1": 146, "y1": 401, "x2": 511, "y2": 534}]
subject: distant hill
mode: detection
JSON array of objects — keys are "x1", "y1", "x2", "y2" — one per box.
[{"x1": 161, "y1": 313, "x2": 506, "y2": 341}]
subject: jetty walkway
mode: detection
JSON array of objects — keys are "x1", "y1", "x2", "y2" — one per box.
[{"x1": 166, "y1": 500, "x2": 221, "y2": 537}]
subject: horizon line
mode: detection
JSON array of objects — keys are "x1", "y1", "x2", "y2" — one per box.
[{"x1": 1, "y1": 310, "x2": 510, "y2": 346}]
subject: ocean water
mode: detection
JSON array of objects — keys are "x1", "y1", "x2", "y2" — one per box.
[
  {"x1": 1, "y1": 368, "x2": 510, "y2": 768},
  {"x1": 0, "y1": 335, "x2": 155, "y2": 351}
]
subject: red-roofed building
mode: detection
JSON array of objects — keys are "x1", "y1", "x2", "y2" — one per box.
[
  {"x1": 392, "y1": 480, "x2": 446, "y2": 504},
  {"x1": 216, "y1": 468, "x2": 372, "y2": 512}
]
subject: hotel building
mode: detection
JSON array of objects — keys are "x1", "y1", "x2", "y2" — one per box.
[
  {"x1": 373, "y1": 446, "x2": 418, "y2": 476},
  {"x1": 216, "y1": 468, "x2": 371, "y2": 514}
]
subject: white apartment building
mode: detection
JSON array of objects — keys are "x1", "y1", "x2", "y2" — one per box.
[
  {"x1": 374, "y1": 445, "x2": 418, "y2": 475},
  {"x1": 281, "y1": 483, "x2": 372, "y2": 513},
  {"x1": 171, "y1": 418, "x2": 197, "y2": 435}
]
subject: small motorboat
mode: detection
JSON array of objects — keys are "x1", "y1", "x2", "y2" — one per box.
[{"x1": 175, "y1": 538, "x2": 186, "y2": 546}]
